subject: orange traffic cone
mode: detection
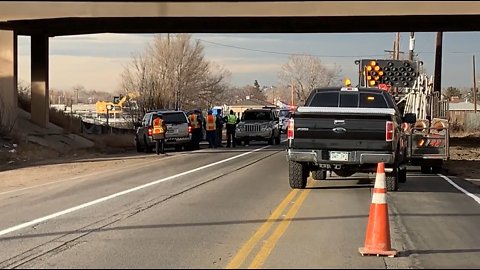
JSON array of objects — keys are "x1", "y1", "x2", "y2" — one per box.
[{"x1": 359, "y1": 162, "x2": 397, "y2": 257}]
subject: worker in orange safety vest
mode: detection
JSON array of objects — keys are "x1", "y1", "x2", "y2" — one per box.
[
  {"x1": 152, "y1": 113, "x2": 167, "y2": 155},
  {"x1": 204, "y1": 110, "x2": 217, "y2": 148},
  {"x1": 188, "y1": 110, "x2": 202, "y2": 150}
]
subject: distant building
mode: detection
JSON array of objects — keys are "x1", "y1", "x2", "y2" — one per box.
[
  {"x1": 449, "y1": 101, "x2": 477, "y2": 112},
  {"x1": 227, "y1": 98, "x2": 276, "y2": 118},
  {"x1": 449, "y1": 101, "x2": 478, "y2": 127}
]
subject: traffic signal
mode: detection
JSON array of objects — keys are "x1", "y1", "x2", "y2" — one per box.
[{"x1": 360, "y1": 59, "x2": 419, "y2": 88}]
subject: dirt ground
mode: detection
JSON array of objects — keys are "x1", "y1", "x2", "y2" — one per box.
[
  {"x1": 0, "y1": 132, "x2": 479, "y2": 193},
  {"x1": 445, "y1": 133, "x2": 480, "y2": 182}
]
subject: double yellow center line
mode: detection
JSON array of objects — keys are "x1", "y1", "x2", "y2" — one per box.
[{"x1": 226, "y1": 182, "x2": 312, "y2": 269}]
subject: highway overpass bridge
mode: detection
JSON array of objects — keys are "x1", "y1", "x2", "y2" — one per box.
[{"x1": 1, "y1": 1, "x2": 480, "y2": 128}]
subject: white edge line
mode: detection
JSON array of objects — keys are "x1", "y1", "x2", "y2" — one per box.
[
  {"x1": 0, "y1": 145, "x2": 271, "y2": 237},
  {"x1": 438, "y1": 174, "x2": 480, "y2": 205},
  {"x1": 0, "y1": 154, "x2": 184, "y2": 196},
  {"x1": 0, "y1": 157, "x2": 168, "y2": 196}
]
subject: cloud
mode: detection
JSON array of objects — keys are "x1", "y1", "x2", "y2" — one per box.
[
  {"x1": 18, "y1": 34, "x2": 153, "y2": 58},
  {"x1": 17, "y1": 32, "x2": 480, "y2": 91},
  {"x1": 18, "y1": 55, "x2": 130, "y2": 93}
]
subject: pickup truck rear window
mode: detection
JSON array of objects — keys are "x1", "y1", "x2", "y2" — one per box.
[
  {"x1": 359, "y1": 93, "x2": 388, "y2": 108},
  {"x1": 309, "y1": 92, "x2": 388, "y2": 108}
]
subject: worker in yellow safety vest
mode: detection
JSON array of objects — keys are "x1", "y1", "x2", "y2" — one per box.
[
  {"x1": 188, "y1": 110, "x2": 202, "y2": 150},
  {"x1": 152, "y1": 113, "x2": 167, "y2": 155},
  {"x1": 224, "y1": 109, "x2": 239, "y2": 148},
  {"x1": 204, "y1": 110, "x2": 217, "y2": 148}
]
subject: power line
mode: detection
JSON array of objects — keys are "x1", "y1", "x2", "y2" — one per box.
[
  {"x1": 196, "y1": 38, "x2": 480, "y2": 57},
  {"x1": 196, "y1": 38, "x2": 387, "y2": 58}
]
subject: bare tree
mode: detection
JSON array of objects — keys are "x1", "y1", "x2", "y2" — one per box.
[
  {"x1": 121, "y1": 34, "x2": 231, "y2": 113},
  {"x1": 217, "y1": 85, "x2": 242, "y2": 105},
  {"x1": 278, "y1": 54, "x2": 343, "y2": 105},
  {"x1": 17, "y1": 80, "x2": 30, "y2": 97},
  {"x1": 189, "y1": 62, "x2": 231, "y2": 109},
  {"x1": 266, "y1": 85, "x2": 291, "y2": 104},
  {"x1": 122, "y1": 50, "x2": 157, "y2": 113},
  {"x1": 238, "y1": 84, "x2": 268, "y2": 102}
]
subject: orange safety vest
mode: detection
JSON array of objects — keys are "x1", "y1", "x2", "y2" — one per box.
[
  {"x1": 206, "y1": 115, "x2": 216, "y2": 131},
  {"x1": 152, "y1": 117, "x2": 165, "y2": 134},
  {"x1": 189, "y1": 114, "x2": 200, "y2": 129}
]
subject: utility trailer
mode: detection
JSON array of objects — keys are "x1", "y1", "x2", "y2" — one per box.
[{"x1": 356, "y1": 59, "x2": 450, "y2": 174}]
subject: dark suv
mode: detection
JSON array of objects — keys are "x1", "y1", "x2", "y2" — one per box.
[{"x1": 135, "y1": 110, "x2": 192, "y2": 153}]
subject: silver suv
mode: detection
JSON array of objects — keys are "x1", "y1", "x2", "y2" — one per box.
[
  {"x1": 135, "y1": 110, "x2": 192, "y2": 153},
  {"x1": 235, "y1": 108, "x2": 281, "y2": 145}
]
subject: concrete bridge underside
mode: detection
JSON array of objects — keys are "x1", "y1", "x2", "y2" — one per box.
[{"x1": 1, "y1": 1, "x2": 480, "y2": 128}]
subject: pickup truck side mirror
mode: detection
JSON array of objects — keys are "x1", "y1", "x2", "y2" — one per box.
[
  {"x1": 402, "y1": 113, "x2": 417, "y2": 124},
  {"x1": 133, "y1": 121, "x2": 142, "y2": 128}
]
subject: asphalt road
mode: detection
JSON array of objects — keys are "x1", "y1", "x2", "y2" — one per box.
[{"x1": 0, "y1": 140, "x2": 479, "y2": 269}]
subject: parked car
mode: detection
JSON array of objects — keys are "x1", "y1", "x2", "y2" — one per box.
[
  {"x1": 235, "y1": 107, "x2": 281, "y2": 145},
  {"x1": 135, "y1": 110, "x2": 192, "y2": 153}
]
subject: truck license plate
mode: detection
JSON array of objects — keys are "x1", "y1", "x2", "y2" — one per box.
[{"x1": 330, "y1": 151, "x2": 349, "y2": 161}]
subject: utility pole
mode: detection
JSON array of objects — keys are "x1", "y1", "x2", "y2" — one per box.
[
  {"x1": 473, "y1": 55, "x2": 477, "y2": 113},
  {"x1": 409, "y1": 32, "x2": 415, "y2": 61},
  {"x1": 433, "y1": 32, "x2": 443, "y2": 94},
  {"x1": 394, "y1": 32, "x2": 401, "y2": 60}
]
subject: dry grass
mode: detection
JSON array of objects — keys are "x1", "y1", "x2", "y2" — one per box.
[
  {"x1": 50, "y1": 109, "x2": 83, "y2": 134},
  {"x1": 18, "y1": 93, "x2": 83, "y2": 135}
]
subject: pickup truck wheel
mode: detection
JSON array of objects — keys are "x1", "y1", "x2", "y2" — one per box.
[
  {"x1": 311, "y1": 169, "x2": 327, "y2": 180},
  {"x1": 289, "y1": 161, "x2": 308, "y2": 189},
  {"x1": 386, "y1": 170, "x2": 399, "y2": 191}
]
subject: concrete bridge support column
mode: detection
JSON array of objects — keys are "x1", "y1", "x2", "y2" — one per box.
[
  {"x1": 0, "y1": 30, "x2": 18, "y2": 134},
  {"x1": 31, "y1": 34, "x2": 49, "y2": 128}
]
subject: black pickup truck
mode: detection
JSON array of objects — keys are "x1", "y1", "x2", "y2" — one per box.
[{"x1": 286, "y1": 87, "x2": 416, "y2": 191}]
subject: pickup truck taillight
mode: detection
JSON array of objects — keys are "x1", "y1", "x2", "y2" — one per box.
[
  {"x1": 287, "y1": 119, "x2": 294, "y2": 139},
  {"x1": 386, "y1": 121, "x2": 394, "y2": 141},
  {"x1": 188, "y1": 124, "x2": 192, "y2": 134},
  {"x1": 148, "y1": 127, "x2": 153, "y2": 136}
]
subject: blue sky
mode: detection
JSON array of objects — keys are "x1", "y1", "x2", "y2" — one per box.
[{"x1": 17, "y1": 32, "x2": 480, "y2": 93}]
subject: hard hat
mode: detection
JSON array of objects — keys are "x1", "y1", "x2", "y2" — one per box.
[
  {"x1": 344, "y1": 78, "x2": 352, "y2": 86},
  {"x1": 208, "y1": 109, "x2": 213, "y2": 114}
]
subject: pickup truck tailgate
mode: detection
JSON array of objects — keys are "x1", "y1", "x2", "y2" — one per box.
[{"x1": 291, "y1": 110, "x2": 394, "y2": 151}]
